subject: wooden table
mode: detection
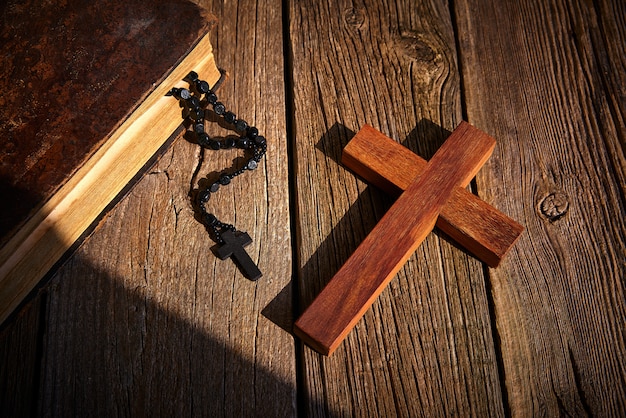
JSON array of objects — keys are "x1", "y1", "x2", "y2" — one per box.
[{"x1": 1, "y1": 0, "x2": 624, "y2": 416}]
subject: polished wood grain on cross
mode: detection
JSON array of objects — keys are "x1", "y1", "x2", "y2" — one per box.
[
  {"x1": 295, "y1": 122, "x2": 498, "y2": 355},
  {"x1": 342, "y1": 124, "x2": 523, "y2": 268}
]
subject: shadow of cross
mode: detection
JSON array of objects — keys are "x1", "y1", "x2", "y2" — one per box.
[{"x1": 294, "y1": 122, "x2": 523, "y2": 356}]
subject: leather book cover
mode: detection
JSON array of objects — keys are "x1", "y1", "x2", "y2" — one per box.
[{"x1": 0, "y1": 0, "x2": 215, "y2": 245}]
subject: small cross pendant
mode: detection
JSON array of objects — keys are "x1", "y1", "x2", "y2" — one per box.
[{"x1": 213, "y1": 230, "x2": 262, "y2": 281}]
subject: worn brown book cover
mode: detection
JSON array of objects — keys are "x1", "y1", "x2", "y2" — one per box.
[{"x1": 0, "y1": 0, "x2": 221, "y2": 324}]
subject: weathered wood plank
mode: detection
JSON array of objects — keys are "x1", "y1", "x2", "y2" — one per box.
[
  {"x1": 34, "y1": 0, "x2": 295, "y2": 415},
  {"x1": 290, "y1": 0, "x2": 504, "y2": 415},
  {"x1": 2, "y1": 0, "x2": 621, "y2": 415},
  {"x1": 455, "y1": 0, "x2": 626, "y2": 415},
  {"x1": 0, "y1": 297, "x2": 42, "y2": 417}
]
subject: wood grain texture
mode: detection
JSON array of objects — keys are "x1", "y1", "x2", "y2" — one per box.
[
  {"x1": 0, "y1": 0, "x2": 294, "y2": 416},
  {"x1": 1, "y1": 0, "x2": 622, "y2": 415},
  {"x1": 455, "y1": 0, "x2": 626, "y2": 415},
  {"x1": 342, "y1": 123, "x2": 523, "y2": 267},
  {"x1": 290, "y1": 0, "x2": 504, "y2": 415},
  {"x1": 0, "y1": 298, "x2": 42, "y2": 417},
  {"x1": 295, "y1": 122, "x2": 496, "y2": 355}
]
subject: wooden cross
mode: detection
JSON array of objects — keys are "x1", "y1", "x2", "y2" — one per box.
[
  {"x1": 294, "y1": 122, "x2": 523, "y2": 355},
  {"x1": 342, "y1": 124, "x2": 523, "y2": 268},
  {"x1": 213, "y1": 230, "x2": 262, "y2": 281}
]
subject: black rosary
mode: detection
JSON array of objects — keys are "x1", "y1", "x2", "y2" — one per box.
[{"x1": 169, "y1": 71, "x2": 266, "y2": 281}]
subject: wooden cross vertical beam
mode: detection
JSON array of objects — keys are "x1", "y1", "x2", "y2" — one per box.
[{"x1": 294, "y1": 122, "x2": 496, "y2": 355}]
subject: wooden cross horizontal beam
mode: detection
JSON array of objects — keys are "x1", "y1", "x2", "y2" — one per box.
[
  {"x1": 295, "y1": 122, "x2": 505, "y2": 356},
  {"x1": 341, "y1": 124, "x2": 523, "y2": 267}
]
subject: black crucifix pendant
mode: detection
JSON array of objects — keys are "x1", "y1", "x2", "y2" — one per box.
[{"x1": 213, "y1": 230, "x2": 262, "y2": 281}]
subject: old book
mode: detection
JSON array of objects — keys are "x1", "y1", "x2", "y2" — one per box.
[{"x1": 0, "y1": 0, "x2": 221, "y2": 324}]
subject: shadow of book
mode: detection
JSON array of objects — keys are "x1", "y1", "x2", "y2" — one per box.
[{"x1": 0, "y1": 222, "x2": 336, "y2": 416}]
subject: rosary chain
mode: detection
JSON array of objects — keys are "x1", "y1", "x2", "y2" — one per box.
[{"x1": 169, "y1": 71, "x2": 267, "y2": 244}]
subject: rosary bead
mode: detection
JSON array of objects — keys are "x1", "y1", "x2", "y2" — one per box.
[
  {"x1": 189, "y1": 107, "x2": 204, "y2": 121},
  {"x1": 208, "y1": 139, "x2": 221, "y2": 150},
  {"x1": 179, "y1": 88, "x2": 192, "y2": 100},
  {"x1": 235, "y1": 119, "x2": 248, "y2": 132},
  {"x1": 219, "y1": 174, "x2": 231, "y2": 185},
  {"x1": 246, "y1": 159, "x2": 258, "y2": 170},
  {"x1": 237, "y1": 137, "x2": 251, "y2": 149},
  {"x1": 224, "y1": 111, "x2": 236, "y2": 124},
  {"x1": 197, "y1": 132, "x2": 211, "y2": 147},
  {"x1": 198, "y1": 189, "x2": 211, "y2": 204},
  {"x1": 254, "y1": 135, "x2": 266, "y2": 147},
  {"x1": 194, "y1": 123, "x2": 205, "y2": 134},
  {"x1": 246, "y1": 126, "x2": 259, "y2": 139},
  {"x1": 196, "y1": 79, "x2": 210, "y2": 94},
  {"x1": 185, "y1": 71, "x2": 199, "y2": 82},
  {"x1": 203, "y1": 213, "x2": 218, "y2": 225},
  {"x1": 209, "y1": 182, "x2": 220, "y2": 193},
  {"x1": 187, "y1": 96, "x2": 201, "y2": 108},
  {"x1": 206, "y1": 91, "x2": 218, "y2": 104},
  {"x1": 223, "y1": 137, "x2": 236, "y2": 149},
  {"x1": 213, "y1": 102, "x2": 226, "y2": 115}
]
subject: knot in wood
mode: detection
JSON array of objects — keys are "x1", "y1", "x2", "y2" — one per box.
[
  {"x1": 343, "y1": 7, "x2": 366, "y2": 31},
  {"x1": 396, "y1": 32, "x2": 437, "y2": 63},
  {"x1": 539, "y1": 191, "x2": 569, "y2": 222}
]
